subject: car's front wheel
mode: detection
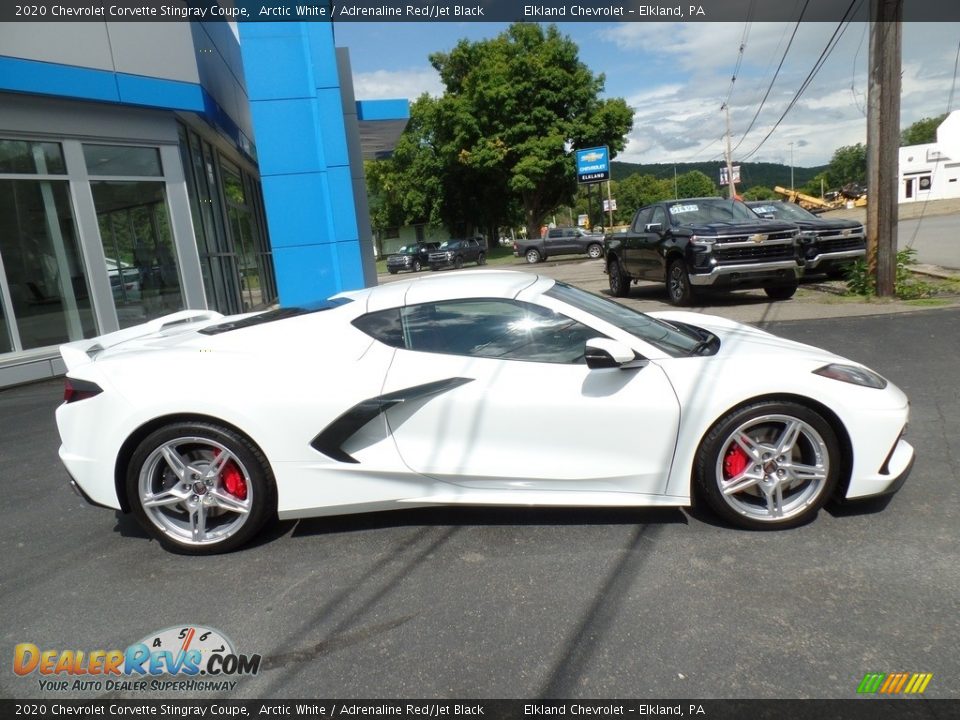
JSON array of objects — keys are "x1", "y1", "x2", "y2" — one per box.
[
  {"x1": 587, "y1": 243, "x2": 603, "y2": 259},
  {"x1": 412, "y1": 260, "x2": 422, "y2": 272},
  {"x1": 694, "y1": 402, "x2": 840, "y2": 530},
  {"x1": 126, "y1": 422, "x2": 275, "y2": 554},
  {"x1": 667, "y1": 259, "x2": 696, "y2": 306}
]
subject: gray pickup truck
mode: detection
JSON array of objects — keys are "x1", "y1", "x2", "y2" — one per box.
[{"x1": 514, "y1": 227, "x2": 605, "y2": 264}]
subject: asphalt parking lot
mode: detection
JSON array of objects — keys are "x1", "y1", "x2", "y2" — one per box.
[{"x1": 1, "y1": 304, "x2": 958, "y2": 700}]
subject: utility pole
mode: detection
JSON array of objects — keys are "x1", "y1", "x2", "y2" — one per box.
[
  {"x1": 789, "y1": 142, "x2": 795, "y2": 190},
  {"x1": 723, "y1": 104, "x2": 737, "y2": 199},
  {"x1": 867, "y1": 0, "x2": 902, "y2": 297}
]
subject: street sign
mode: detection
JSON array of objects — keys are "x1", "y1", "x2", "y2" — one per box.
[
  {"x1": 719, "y1": 165, "x2": 741, "y2": 186},
  {"x1": 576, "y1": 147, "x2": 610, "y2": 184},
  {"x1": 603, "y1": 198, "x2": 617, "y2": 212},
  {"x1": 577, "y1": 214, "x2": 589, "y2": 227}
]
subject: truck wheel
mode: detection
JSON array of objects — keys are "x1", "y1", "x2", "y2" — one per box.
[
  {"x1": 764, "y1": 282, "x2": 798, "y2": 301},
  {"x1": 608, "y1": 257, "x2": 630, "y2": 298},
  {"x1": 667, "y1": 259, "x2": 695, "y2": 306},
  {"x1": 525, "y1": 248, "x2": 541, "y2": 264},
  {"x1": 388, "y1": 269, "x2": 398, "y2": 275},
  {"x1": 587, "y1": 243, "x2": 603, "y2": 259},
  {"x1": 477, "y1": 252, "x2": 486, "y2": 266},
  {"x1": 454, "y1": 256, "x2": 464, "y2": 270},
  {"x1": 412, "y1": 260, "x2": 421, "y2": 272}
]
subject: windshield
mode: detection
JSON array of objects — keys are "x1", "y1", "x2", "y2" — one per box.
[
  {"x1": 749, "y1": 202, "x2": 817, "y2": 221},
  {"x1": 395, "y1": 245, "x2": 418, "y2": 255},
  {"x1": 666, "y1": 199, "x2": 758, "y2": 224},
  {"x1": 545, "y1": 282, "x2": 703, "y2": 357}
]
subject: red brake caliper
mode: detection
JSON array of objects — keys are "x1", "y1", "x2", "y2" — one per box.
[
  {"x1": 723, "y1": 444, "x2": 750, "y2": 480},
  {"x1": 214, "y1": 449, "x2": 247, "y2": 500}
]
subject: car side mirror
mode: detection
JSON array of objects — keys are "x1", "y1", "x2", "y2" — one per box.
[
  {"x1": 644, "y1": 223, "x2": 663, "y2": 233},
  {"x1": 585, "y1": 338, "x2": 637, "y2": 369}
]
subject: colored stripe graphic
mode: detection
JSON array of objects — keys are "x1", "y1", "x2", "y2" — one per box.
[{"x1": 858, "y1": 672, "x2": 932, "y2": 694}]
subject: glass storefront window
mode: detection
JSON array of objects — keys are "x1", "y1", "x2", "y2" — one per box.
[
  {"x1": 0, "y1": 139, "x2": 66, "y2": 174},
  {"x1": 83, "y1": 144, "x2": 162, "y2": 177},
  {"x1": 92, "y1": 181, "x2": 184, "y2": 328},
  {"x1": 0, "y1": 179, "x2": 97, "y2": 349}
]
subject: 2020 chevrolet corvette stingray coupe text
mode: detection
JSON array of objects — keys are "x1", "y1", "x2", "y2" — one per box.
[{"x1": 56, "y1": 271, "x2": 914, "y2": 554}]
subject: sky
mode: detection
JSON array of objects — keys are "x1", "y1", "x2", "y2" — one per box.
[{"x1": 332, "y1": 21, "x2": 960, "y2": 168}]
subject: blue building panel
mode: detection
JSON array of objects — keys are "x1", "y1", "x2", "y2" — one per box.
[
  {"x1": 326, "y1": 166, "x2": 359, "y2": 241},
  {"x1": 248, "y1": 97, "x2": 326, "y2": 175},
  {"x1": 272, "y1": 244, "x2": 341, "y2": 307},
  {"x1": 307, "y1": 25, "x2": 341, "y2": 89},
  {"x1": 260, "y1": 173, "x2": 334, "y2": 249},
  {"x1": 0, "y1": 56, "x2": 119, "y2": 103},
  {"x1": 314, "y1": 87, "x2": 350, "y2": 169},
  {"x1": 357, "y1": 99, "x2": 411, "y2": 122},
  {"x1": 116, "y1": 73, "x2": 205, "y2": 111},
  {"x1": 334, "y1": 240, "x2": 366, "y2": 291},
  {"x1": 241, "y1": 34, "x2": 316, "y2": 102}
]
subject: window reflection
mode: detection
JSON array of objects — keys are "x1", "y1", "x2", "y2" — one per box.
[{"x1": 92, "y1": 181, "x2": 184, "y2": 328}]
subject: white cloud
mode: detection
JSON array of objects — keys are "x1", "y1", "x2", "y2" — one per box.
[{"x1": 352, "y1": 67, "x2": 443, "y2": 101}]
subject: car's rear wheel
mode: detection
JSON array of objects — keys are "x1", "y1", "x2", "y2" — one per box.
[
  {"x1": 412, "y1": 260, "x2": 421, "y2": 272},
  {"x1": 587, "y1": 243, "x2": 603, "y2": 259},
  {"x1": 127, "y1": 422, "x2": 274, "y2": 554},
  {"x1": 388, "y1": 269, "x2": 397, "y2": 275},
  {"x1": 764, "y1": 282, "x2": 799, "y2": 300},
  {"x1": 608, "y1": 257, "x2": 630, "y2": 297},
  {"x1": 694, "y1": 402, "x2": 840, "y2": 530},
  {"x1": 667, "y1": 259, "x2": 695, "y2": 306},
  {"x1": 477, "y1": 252, "x2": 486, "y2": 266},
  {"x1": 526, "y1": 248, "x2": 541, "y2": 264}
]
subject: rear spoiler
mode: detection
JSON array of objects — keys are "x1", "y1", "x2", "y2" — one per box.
[{"x1": 59, "y1": 309, "x2": 224, "y2": 371}]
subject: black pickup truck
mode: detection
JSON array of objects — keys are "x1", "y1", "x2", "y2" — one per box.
[
  {"x1": 604, "y1": 197, "x2": 801, "y2": 305},
  {"x1": 514, "y1": 227, "x2": 605, "y2": 264},
  {"x1": 746, "y1": 200, "x2": 866, "y2": 278}
]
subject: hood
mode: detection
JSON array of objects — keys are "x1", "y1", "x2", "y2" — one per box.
[
  {"x1": 650, "y1": 310, "x2": 843, "y2": 364},
  {"x1": 681, "y1": 220, "x2": 797, "y2": 235}
]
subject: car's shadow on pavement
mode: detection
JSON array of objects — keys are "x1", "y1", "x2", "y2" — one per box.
[
  {"x1": 601, "y1": 285, "x2": 791, "y2": 308},
  {"x1": 286, "y1": 505, "x2": 688, "y2": 539}
]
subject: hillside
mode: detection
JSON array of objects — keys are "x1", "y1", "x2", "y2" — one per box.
[{"x1": 611, "y1": 160, "x2": 828, "y2": 190}]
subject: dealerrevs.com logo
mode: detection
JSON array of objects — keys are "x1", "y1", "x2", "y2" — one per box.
[{"x1": 13, "y1": 625, "x2": 261, "y2": 693}]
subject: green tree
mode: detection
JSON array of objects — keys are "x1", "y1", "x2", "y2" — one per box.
[
  {"x1": 741, "y1": 186, "x2": 778, "y2": 201},
  {"x1": 612, "y1": 174, "x2": 673, "y2": 221},
  {"x1": 901, "y1": 114, "x2": 947, "y2": 146},
  {"x1": 827, "y1": 144, "x2": 866, "y2": 186},
  {"x1": 429, "y1": 24, "x2": 633, "y2": 240},
  {"x1": 675, "y1": 170, "x2": 717, "y2": 199}
]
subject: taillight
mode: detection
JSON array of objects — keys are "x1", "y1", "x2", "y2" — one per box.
[{"x1": 64, "y1": 377, "x2": 103, "y2": 403}]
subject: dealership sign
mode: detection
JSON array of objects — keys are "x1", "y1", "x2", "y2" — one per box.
[{"x1": 576, "y1": 147, "x2": 610, "y2": 183}]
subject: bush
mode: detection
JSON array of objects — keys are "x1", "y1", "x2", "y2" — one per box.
[{"x1": 844, "y1": 247, "x2": 934, "y2": 299}]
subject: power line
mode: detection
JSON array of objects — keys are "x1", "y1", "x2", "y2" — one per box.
[
  {"x1": 850, "y1": 20, "x2": 868, "y2": 116},
  {"x1": 740, "y1": 0, "x2": 863, "y2": 162}
]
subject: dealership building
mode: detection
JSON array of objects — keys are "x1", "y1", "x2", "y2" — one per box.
[{"x1": 0, "y1": 20, "x2": 407, "y2": 387}]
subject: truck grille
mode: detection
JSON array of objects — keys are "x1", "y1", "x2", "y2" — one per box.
[
  {"x1": 814, "y1": 236, "x2": 865, "y2": 252},
  {"x1": 715, "y1": 244, "x2": 796, "y2": 263},
  {"x1": 714, "y1": 230, "x2": 797, "y2": 245}
]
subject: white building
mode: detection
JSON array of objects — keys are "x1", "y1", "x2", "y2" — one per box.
[{"x1": 899, "y1": 110, "x2": 960, "y2": 202}]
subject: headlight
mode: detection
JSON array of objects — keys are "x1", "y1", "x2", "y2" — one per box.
[
  {"x1": 690, "y1": 235, "x2": 714, "y2": 246},
  {"x1": 446, "y1": 251, "x2": 453, "y2": 259},
  {"x1": 813, "y1": 363, "x2": 887, "y2": 389}
]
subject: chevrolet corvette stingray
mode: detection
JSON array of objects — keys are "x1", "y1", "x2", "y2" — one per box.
[{"x1": 56, "y1": 271, "x2": 913, "y2": 553}]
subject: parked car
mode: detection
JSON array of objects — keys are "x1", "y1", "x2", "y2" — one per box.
[
  {"x1": 428, "y1": 237, "x2": 486, "y2": 270},
  {"x1": 747, "y1": 201, "x2": 866, "y2": 278},
  {"x1": 57, "y1": 271, "x2": 913, "y2": 553},
  {"x1": 605, "y1": 198, "x2": 802, "y2": 305},
  {"x1": 385, "y1": 242, "x2": 440, "y2": 274},
  {"x1": 514, "y1": 227, "x2": 605, "y2": 264}
]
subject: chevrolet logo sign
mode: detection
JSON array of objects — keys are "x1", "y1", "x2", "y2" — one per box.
[
  {"x1": 581, "y1": 151, "x2": 605, "y2": 162},
  {"x1": 841, "y1": 229, "x2": 852, "y2": 236},
  {"x1": 749, "y1": 233, "x2": 768, "y2": 244}
]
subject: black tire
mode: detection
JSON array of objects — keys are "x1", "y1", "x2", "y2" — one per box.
[
  {"x1": 477, "y1": 252, "x2": 486, "y2": 266},
  {"x1": 126, "y1": 422, "x2": 275, "y2": 555},
  {"x1": 412, "y1": 260, "x2": 421, "y2": 272},
  {"x1": 388, "y1": 269, "x2": 397, "y2": 275},
  {"x1": 525, "y1": 248, "x2": 542, "y2": 264},
  {"x1": 764, "y1": 282, "x2": 799, "y2": 301},
  {"x1": 587, "y1": 243, "x2": 603, "y2": 259},
  {"x1": 667, "y1": 259, "x2": 695, "y2": 306},
  {"x1": 693, "y1": 401, "x2": 840, "y2": 530},
  {"x1": 608, "y1": 257, "x2": 630, "y2": 297}
]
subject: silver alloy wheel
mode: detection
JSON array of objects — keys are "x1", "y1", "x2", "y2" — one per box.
[
  {"x1": 715, "y1": 414, "x2": 830, "y2": 522},
  {"x1": 526, "y1": 249, "x2": 540, "y2": 263},
  {"x1": 587, "y1": 244, "x2": 603, "y2": 259},
  {"x1": 138, "y1": 436, "x2": 253, "y2": 547}
]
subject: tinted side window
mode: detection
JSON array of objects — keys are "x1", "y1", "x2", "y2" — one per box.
[
  {"x1": 352, "y1": 309, "x2": 404, "y2": 348},
  {"x1": 632, "y1": 207, "x2": 653, "y2": 232},
  {"x1": 401, "y1": 299, "x2": 601, "y2": 363},
  {"x1": 651, "y1": 206, "x2": 667, "y2": 228}
]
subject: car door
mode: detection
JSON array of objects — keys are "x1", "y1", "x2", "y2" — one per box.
[
  {"x1": 636, "y1": 205, "x2": 669, "y2": 279},
  {"x1": 621, "y1": 207, "x2": 653, "y2": 275},
  {"x1": 376, "y1": 298, "x2": 681, "y2": 496}
]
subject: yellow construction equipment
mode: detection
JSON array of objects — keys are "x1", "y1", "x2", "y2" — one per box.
[{"x1": 775, "y1": 185, "x2": 867, "y2": 211}]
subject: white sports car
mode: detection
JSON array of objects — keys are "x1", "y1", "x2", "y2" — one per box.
[{"x1": 56, "y1": 271, "x2": 914, "y2": 554}]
